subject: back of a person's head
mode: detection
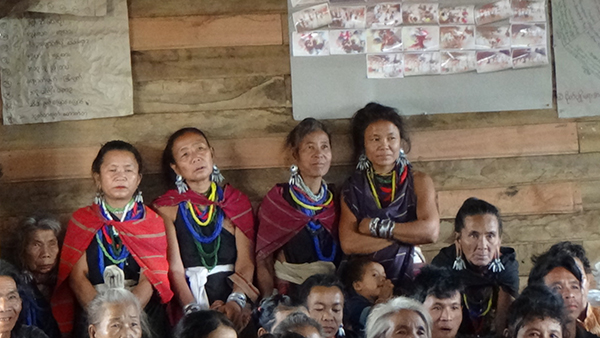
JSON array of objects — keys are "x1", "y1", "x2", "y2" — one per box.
[
  {"x1": 256, "y1": 293, "x2": 294, "y2": 332},
  {"x1": 410, "y1": 265, "x2": 462, "y2": 303},
  {"x1": 528, "y1": 251, "x2": 582, "y2": 285},
  {"x1": 507, "y1": 284, "x2": 568, "y2": 338},
  {"x1": 273, "y1": 312, "x2": 323, "y2": 337},
  {"x1": 175, "y1": 310, "x2": 236, "y2": 338},
  {"x1": 299, "y1": 274, "x2": 345, "y2": 306}
]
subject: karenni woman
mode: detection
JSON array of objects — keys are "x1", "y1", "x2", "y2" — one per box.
[
  {"x1": 51, "y1": 141, "x2": 173, "y2": 337},
  {"x1": 339, "y1": 102, "x2": 439, "y2": 293},
  {"x1": 365, "y1": 296, "x2": 432, "y2": 338},
  {"x1": 256, "y1": 118, "x2": 340, "y2": 297},
  {"x1": 0, "y1": 259, "x2": 49, "y2": 338},
  {"x1": 11, "y1": 215, "x2": 61, "y2": 338},
  {"x1": 431, "y1": 197, "x2": 519, "y2": 338},
  {"x1": 153, "y1": 128, "x2": 257, "y2": 329}
]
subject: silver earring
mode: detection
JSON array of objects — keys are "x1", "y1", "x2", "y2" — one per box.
[
  {"x1": 210, "y1": 164, "x2": 224, "y2": 184},
  {"x1": 94, "y1": 191, "x2": 103, "y2": 205},
  {"x1": 396, "y1": 149, "x2": 410, "y2": 169},
  {"x1": 175, "y1": 174, "x2": 188, "y2": 194},
  {"x1": 289, "y1": 165, "x2": 300, "y2": 186},
  {"x1": 356, "y1": 154, "x2": 370, "y2": 171},
  {"x1": 134, "y1": 191, "x2": 143, "y2": 204},
  {"x1": 453, "y1": 244, "x2": 466, "y2": 271},
  {"x1": 488, "y1": 249, "x2": 505, "y2": 273}
]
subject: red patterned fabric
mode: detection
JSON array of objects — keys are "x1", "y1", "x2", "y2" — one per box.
[
  {"x1": 153, "y1": 185, "x2": 256, "y2": 241},
  {"x1": 255, "y1": 184, "x2": 337, "y2": 260},
  {"x1": 51, "y1": 205, "x2": 173, "y2": 334}
]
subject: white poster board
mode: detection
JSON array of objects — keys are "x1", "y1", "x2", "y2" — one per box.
[
  {"x1": 0, "y1": 0, "x2": 133, "y2": 125},
  {"x1": 288, "y1": 0, "x2": 553, "y2": 120},
  {"x1": 552, "y1": 0, "x2": 600, "y2": 118}
]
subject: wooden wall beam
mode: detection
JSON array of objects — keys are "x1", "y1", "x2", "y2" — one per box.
[
  {"x1": 437, "y1": 182, "x2": 582, "y2": 219},
  {"x1": 134, "y1": 76, "x2": 289, "y2": 114},
  {"x1": 129, "y1": 15, "x2": 283, "y2": 51},
  {"x1": 0, "y1": 123, "x2": 579, "y2": 182},
  {"x1": 128, "y1": 0, "x2": 286, "y2": 18}
]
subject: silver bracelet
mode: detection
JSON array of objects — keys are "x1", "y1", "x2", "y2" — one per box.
[
  {"x1": 382, "y1": 219, "x2": 395, "y2": 239},
  {"x1": 227, "y1": 292, "x2": 247, "y2": 309},
  {"x1": 183, "y1": 302, "x2": 201, "y2": 315},
  {"x1": 369, "y1": 217, "x2": 380, "y2": 237}
]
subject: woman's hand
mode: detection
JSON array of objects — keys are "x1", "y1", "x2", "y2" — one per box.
[{"x1": 213, "y1": 300, "x2": 250, "y2": 331}]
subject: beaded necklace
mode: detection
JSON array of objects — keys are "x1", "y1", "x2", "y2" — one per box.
[
  {"x1": 289, "y1": 182, "x2": 336, "y2": 262},
  {"x1": 366, "y1": 167, "x2": 396, "y2": 209},
  {"x1": 96, "y1": 199, "x2": 144, "y2": 275},
  {"x1": 179, "y1": 182, "x2": 224, "y2": 271}
]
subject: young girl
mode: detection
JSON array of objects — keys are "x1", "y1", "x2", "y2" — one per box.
[{"x1": 341, "y1": 256, "x2": 394, "y2": 337}]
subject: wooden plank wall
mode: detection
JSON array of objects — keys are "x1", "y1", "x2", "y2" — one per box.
[{"x1": 2, "y1": 0, "x2": 600, "y2": 286}]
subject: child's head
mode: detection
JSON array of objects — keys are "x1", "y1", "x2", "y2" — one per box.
[{"x1": 342, "y1": 256, "x2": 389, "y2": 302}]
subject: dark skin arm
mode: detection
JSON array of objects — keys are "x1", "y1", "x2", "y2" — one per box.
[
  {"x1": 494, "y1": 288, "x2": 514, "y2": 334},
  {"x1": 256, "y1": 253, "x2": 276, "y2": 299}
]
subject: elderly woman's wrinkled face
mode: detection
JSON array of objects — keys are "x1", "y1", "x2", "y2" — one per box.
[
  {"x1": 170, "y1": 132, "x2": 214, "y2": 187},
  {"x1": 296, "y1": 130, "x2": 332, "y2": 181},
  {"x1": 25, "y1": 229, "x2": 59, "y2": 275},
  {"x1": 88, "y1": 302, "x2": 142, "y2": 338},
  {"x1": 0, "y1": 276, "x2": 22, "y2": 335},
  {"x1": 516, "y1": 317, "x2": 562, "y2": 338},
  {"x1": 457, "y1": 213, "x2": 501, "y2": 268},
  {"x1": 388, "y1": 309, "x2": 428, "y2": 338}
]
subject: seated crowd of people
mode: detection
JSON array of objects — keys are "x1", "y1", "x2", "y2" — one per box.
[{"x1": 0, "y1": 102, "x2": 596, "y2": 338}]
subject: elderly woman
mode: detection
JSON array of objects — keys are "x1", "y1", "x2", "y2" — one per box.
[
  {"x1": 366, "y1": 297, "x2": 432, "y2": 338},
  {"x1": 153, "y1": 128, "x2": 257, "y2": 329},
  {"x1": 87, "y1": 267, "x2": 146, "y2": 338},
  {"x1": 431, "y1": 197, "x2": 519, "y2": 338},
  {"x1": 506, "y1": 284, "x2": 568, "y2": 338},
  {"x1": 0, "y1": 259, "x2": 48, "y2": 338},
  {"x1": 256, "y1": 118, "x2": 340, "y2": 297},
  {"x1": 52, "y1": 141, "x2": 173, "y2": 338},
  {"x1": 339, "y1": 102, "x2": 439, "y2": 293},
  {"x1": 8, "y1": 215, "x2": 62, "y2": 338}
]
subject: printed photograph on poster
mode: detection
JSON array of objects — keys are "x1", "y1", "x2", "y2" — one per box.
[
  {"x1": 293, "y1": 3, "x2": 333, "y2": 32},
  {"x1": 402, "y1": 26, "x2": 440, "y2": 51},
  {"x1": 292, "y1": 31, "x2": 330, "y2": 56},
  {"x1": 330, "y1": 6, "x2": 367, "y2": 28},
  {"x1": 440, "y1": 26, "x2": 475, "y2": 49},
  {"x1": 510, "y1": 0, "x2": 547, "y2": 23},
  {"x1": 476, "y1": 50, "x2": 511, "y2": 73},
  {"x1": 366, "y1": 28, "x2": 402, "y2": 53},
  {"x1": 367, "y1": 53, "x2": 404, "y2": 78},
  {"x1": 475, "y1": 25, "x2": 510, "y2": 49},
  {"x1": 291, "y1": 0, "x2": 329, "y2": 8},
  {"x1": 402, "y1": 3, "x2": 439, "y2": 25},
  {"x1": 440, "y1": 51, "x2": 477, "y2": 74},
  {"x1": 366, "y1": 3, "x2": 402, "y2": 28},
  {"x1": 404, "y1": 52, "x2": 441, "y2": 76},
  {"x1": 511, "y1": 23, "x2": 546, "y2": 47},
  {"x1": 330, "y1": 30, "x2": 366, "y2": 54},
  {"x1": 331, "y1": 0, "x2": 366, "y2": 3},
  {"x1": 439, "y1": 5, "x2": 475, "y2": 25},
  {"x1": 475, "y1": 0, "x2": 511, "y2": 26},
  {"x1": 512, "y1": 47, "x2": 548, "y2": 68}
]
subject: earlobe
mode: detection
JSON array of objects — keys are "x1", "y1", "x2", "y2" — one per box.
[
  {"x1": 92, "y1": 173, "x2": 101, "y2": 190},
  {"x1": 88, "y1": 325, "x2": 97, "y2": 338},
  {"x1": 353, "y1": 281, "x2": 363, "y2": 292},
  {"x1": 170, "y1": 163, "x2": 180, "y2": 176}
]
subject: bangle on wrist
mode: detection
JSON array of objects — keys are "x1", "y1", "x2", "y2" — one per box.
[
  {"x1": 183, "y1": 302, "x2": 201, "y2": 315},
  {"x1": 227, "y1": 292, "x2": 247, "y2": 309}
]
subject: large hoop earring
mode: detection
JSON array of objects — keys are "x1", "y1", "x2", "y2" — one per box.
[
  {"x1": 210, "y1": 164, "x2": 224, "y2": 184},
  {"x1": 289, "y1": 164, "x2": 299, "y2": 186},
  {"x1": 488, "y1": 247, "x2": 505, "y2": 273},
  {"x1": 175, "y1": 174, "x2": 188, "y2": 194},
  {"x1": 453, "y1": 242, "x2": 466, "y2": 271}
]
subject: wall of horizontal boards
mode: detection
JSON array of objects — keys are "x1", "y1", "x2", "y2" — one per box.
[{"x1": 1, "y1": 0, "x2": 600, "y2": 289}]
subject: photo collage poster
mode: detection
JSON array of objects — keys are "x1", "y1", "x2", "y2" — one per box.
[{"x1": 290, "y1": 0, "x2": 549, "y2": 78}]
